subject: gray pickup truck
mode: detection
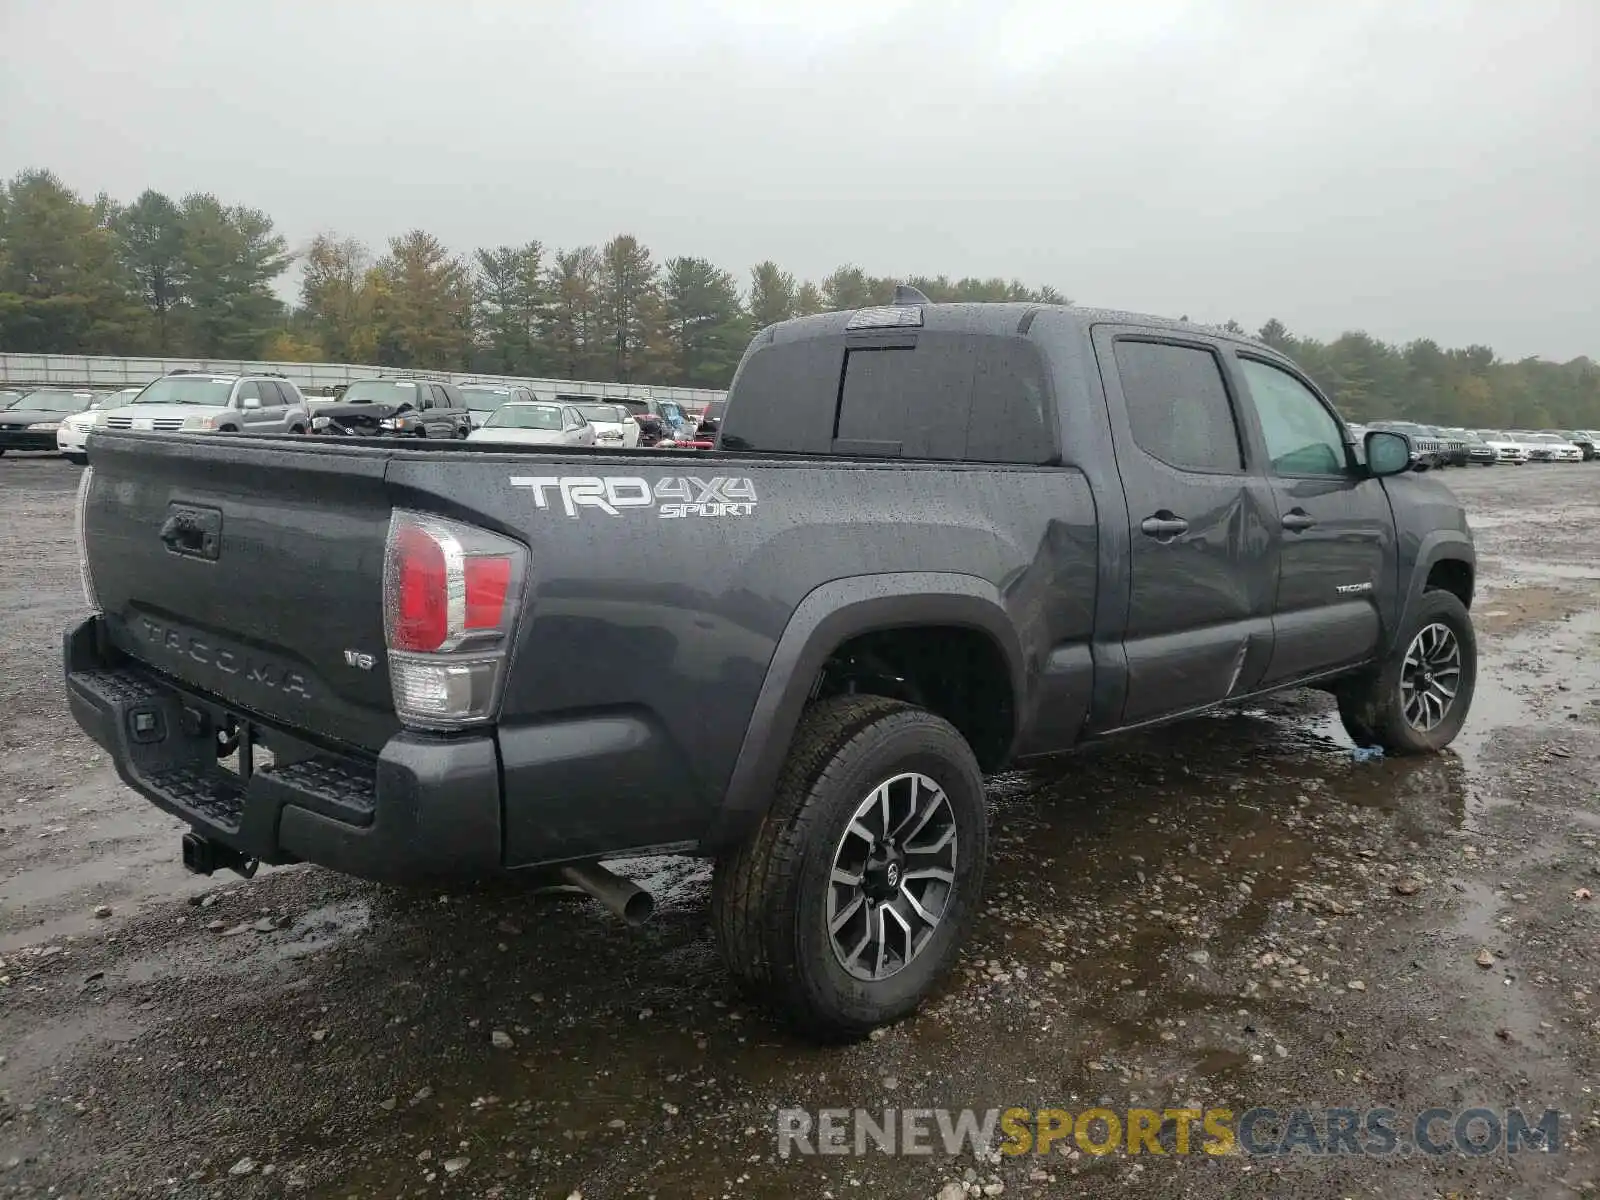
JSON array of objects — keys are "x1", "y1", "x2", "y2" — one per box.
[{"x1": 64, "y1": 293, "x2": 1476, "y2": 1039}]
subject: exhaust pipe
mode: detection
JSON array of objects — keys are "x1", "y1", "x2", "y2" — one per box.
[{"x1": 558, "y1": 862, "x2": 655, "y2": 927}]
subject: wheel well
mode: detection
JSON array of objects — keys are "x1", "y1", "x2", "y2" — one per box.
[
  {"x1": 1425, "y1": 558, "x2": 1473, "y2": 608},
  {"x1": 812, "y1": 626, "x2": 1014, "y2": 771}
]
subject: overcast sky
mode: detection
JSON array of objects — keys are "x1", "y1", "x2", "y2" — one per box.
[{"x1": 2, "y1": 0, "x2": 1595, "y2": 360}]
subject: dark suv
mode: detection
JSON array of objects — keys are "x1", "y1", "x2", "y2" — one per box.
[{"x1": 310, "y1": 378, "x2": 470, "y2": 438}]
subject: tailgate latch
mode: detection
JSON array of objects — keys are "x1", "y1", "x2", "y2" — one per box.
[{"x1": 159, "y1": 503, "x2": 223, "y2": 561}]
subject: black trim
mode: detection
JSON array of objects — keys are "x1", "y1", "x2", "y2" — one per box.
[{"x1": 706, "y1": 575, "x2": 1025, "y2": 851}]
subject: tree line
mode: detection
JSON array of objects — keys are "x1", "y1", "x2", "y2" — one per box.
[{"x1": 1, "y1": 169, "x2": 1595, "y2": 427}]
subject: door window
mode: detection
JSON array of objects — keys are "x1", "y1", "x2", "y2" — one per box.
[
  {"x1": 1238, "y1": 358, "x2": 1347, "y2": 475},
  {"x1": 1114, "y1": 341, "x2": 1243, "y2": 472},
  {"x1": 235, "y1": 381, "x2": 261, "y2": 407}
]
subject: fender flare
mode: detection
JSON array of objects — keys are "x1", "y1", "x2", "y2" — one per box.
[
  {"x1": 1390, "y1": 531, "x2": 1475, "y2": 651},
  {"x1": 703, "y1": 572, "x2": 1026, "y2": 852}
]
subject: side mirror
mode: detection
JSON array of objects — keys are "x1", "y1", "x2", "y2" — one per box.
[
  {"x1": 1365, "y1": 430, "x2": 1417, "y2": 476},
  {"x1": 241, "y1": 397, "x2": 262, "y2": 410}
]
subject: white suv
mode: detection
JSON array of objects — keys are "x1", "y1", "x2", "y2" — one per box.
[{"x1": 94, "y1": 372, "x2": 311, "y2": 437}]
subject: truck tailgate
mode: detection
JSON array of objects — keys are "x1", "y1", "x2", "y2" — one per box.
[{"x1": 82, "y1": 433, "x2": 400, "y2": 752}]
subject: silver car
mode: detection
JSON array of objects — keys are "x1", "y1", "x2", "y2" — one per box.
[
  {"x1": 465, "y1": 401, "x2": 596, "y2": 447},
  {"x1": 95, "y1": 372, "x2": 311, "y2": 435}
]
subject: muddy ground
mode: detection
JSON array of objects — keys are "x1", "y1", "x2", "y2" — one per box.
[{"x1": 1, "y1": 454, "x2": 1597, "y2": 1200}]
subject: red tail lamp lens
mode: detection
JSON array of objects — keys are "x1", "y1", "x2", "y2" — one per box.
[{"x1": 393, "y1": 523, "x2": 448, "y2": 652}]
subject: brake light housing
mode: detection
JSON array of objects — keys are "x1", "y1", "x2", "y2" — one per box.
[
  {"x1": 75, "y1": 465, "x2": 101, "y2": 615},
  {"x1": 382, "y1": 510, "x2": 527, "y2": 729}
]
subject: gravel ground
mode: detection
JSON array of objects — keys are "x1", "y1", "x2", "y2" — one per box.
[{"x1": 1, "y1": 453, "x2": 1597, "y2": 1199}]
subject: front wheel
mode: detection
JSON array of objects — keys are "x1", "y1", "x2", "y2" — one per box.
[
  {"x1": 712, "y1": 695, "x2": 988, "y2": 1041},
  {"x1": 66, "y1": 453, "x2": 88, "y2": 466},
  {"x1": 1337, "y1": 589, "x2": 1476, "y2": 754}
]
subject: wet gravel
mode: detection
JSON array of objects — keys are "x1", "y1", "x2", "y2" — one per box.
[{"x1": 1, "y1": 454, "x2": 1598, "y2": 1199}]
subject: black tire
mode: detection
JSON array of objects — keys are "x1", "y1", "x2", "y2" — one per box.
[
  {"x1": 1337, "y1": 589, "x2": 1476, "y2": 754},
  {"x1": 712, "y1": 695, "x2": 988, "y2": 1041},
  {"x1": 66, "y1": 454, "x2": 87, "y2": 466},
  {"x1": 288, "y1": 424, "x2": 307, "y2": 435}
]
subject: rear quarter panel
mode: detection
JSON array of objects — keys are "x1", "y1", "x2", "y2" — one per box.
[{"x1": 385, "y1": 452, "x2": 1098, "y2": 846}]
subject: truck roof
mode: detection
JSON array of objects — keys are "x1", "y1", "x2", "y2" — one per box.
[{"x1": 762, "y1": 301, "x2": 1271, "y2": 351}]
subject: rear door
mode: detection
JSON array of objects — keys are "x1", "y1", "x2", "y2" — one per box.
[
  {"x1": 1228, "y1": 354, "x2": 1394, "y2": 682},
  {"x1": 1092, "y1": 327, "x2": 1280, "y2": 724},
  {"x1": 260, "y1": 381, "x2": 292, "y2": 431},
  {"x1": 424, "y1": 384, "x2": 453, "y2": 437},
  {"x1": 83, "y1": 435, "x2": 400, "y2": 751}
]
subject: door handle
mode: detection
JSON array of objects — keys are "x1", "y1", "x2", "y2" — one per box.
[
  {"x1": 1281, "y1": 510, "x2": 1317, "y2": 532},
  {"x1": 1139, "y1": 512, "x2": 1189, "y2": 540}
]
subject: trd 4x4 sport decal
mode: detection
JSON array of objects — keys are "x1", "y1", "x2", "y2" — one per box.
[{"x1": 509, "y1": 475, "x2": 758, "y2": 519}]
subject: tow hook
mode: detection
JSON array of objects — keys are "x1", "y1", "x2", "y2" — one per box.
[{"x1": 181, "y1": 831, "x2": 259, "y2": 879}]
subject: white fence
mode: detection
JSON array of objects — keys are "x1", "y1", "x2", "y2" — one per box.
[{"x1": 0, "y1": 353, "x2": 727, "y2": 407}]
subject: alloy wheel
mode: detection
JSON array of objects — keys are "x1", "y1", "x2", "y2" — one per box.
[
  {"x1": 1400, "y1": 621, "x2": 1462, "y2": 732},
  {"x1": 826, "y1": 772, "x2": 958, "y2": 982}
]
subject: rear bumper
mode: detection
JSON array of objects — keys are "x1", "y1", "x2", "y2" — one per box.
[{"x1": 64, "y1": 617, "x2": 674, "y2": 883}]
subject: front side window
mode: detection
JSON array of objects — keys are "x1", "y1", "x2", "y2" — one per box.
[
  {"x1": 1114, "y1": 341, "x2": 1243, "y2": 473},
  {"x1": 236, "y1": 381, "x2": 261, "y2": 406},
  {"x1": 1238, "y1": 358, "x2": 1347, "y2": 476}
]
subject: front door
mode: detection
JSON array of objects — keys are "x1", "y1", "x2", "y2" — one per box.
[
  {"x1": 1230, "y1": 355, "x2": 1394, "y2": 683},
  {"x1": 235, "y1": 381, "x2": 271, "y2": 432},
  {"x1": 1093, "y1": 329, "x2": 1280, "y2": 725}
]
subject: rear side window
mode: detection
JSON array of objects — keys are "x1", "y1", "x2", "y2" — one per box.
[{"x1": 1114, "y1": 341, "x2": 1243, "y2": 473}]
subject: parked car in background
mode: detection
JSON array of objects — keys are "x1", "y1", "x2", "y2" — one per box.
[
  {"x1": 615, "y1": 397, "x2": 697, "y2": 441},
  {"x1": 460, "y1": 384, "x2": 537, "y2": 428},
  {"x1": 1456, "y1": 429, "x2": 1497, "y2": 465},
  {"x1": 1370, "y1": 420, "x2": 1442, "y2": 468},
  {"x1": 94, "y1": 371, "x2": 311, "y2": 437},
  {"x1": 632, "y1": 412, "x2": 668, "y2": 447},
  {"x1": 465, "y1": 400, "x2": 595, "y2": 446},
  {"x1": 571, "y1": 402, "x2": 640, "y2": 448},
  {"x1": 1526, "y1": 432, "x2": 1582, "y2": 462},
  {"x1": 1428, "y1": 426, "x2": 1470, "y2": 467},
  {"x1": 56, "y1": 390, "x2": 132, "y2": 463},
  {"x1": 1, "y1": 388, "x2": 102, "y2": 456},
  {"x1": 1476, "y1": 431, "x2": 1527, "y2": 464},
  {"x1": 1546, "y1": 429, "x2": 1595, "y2": 461},
  {"x1": 696, "y1": 398, "x2": 728, "y2": 439},
  {"x1": 1566, "y1": 431, "x2": 1600, "y2": 460},
  {"x1": 310, "y1": 378, "x2": 469, "y2": 438}
]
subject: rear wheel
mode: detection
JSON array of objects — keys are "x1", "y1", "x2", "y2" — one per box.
[
  {"x1": 712, "y1": 695, "x2": 988, "y2": 1041},
  {"x1": 66, "y1": 453, "x2": 87, "y2": 466},
  {"x1": 1337, "y1": 589, "x2": 1476, "y2": 754}
]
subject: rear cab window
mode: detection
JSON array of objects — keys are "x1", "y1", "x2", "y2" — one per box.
[{"x1": 720, "y1": 308, "x2": 1058, "y2": 464}]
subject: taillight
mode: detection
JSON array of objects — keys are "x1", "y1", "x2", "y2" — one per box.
[
  {"x1": 382, "y1": 510, "x2": 527, "y2": 729},
  {"x1": 75, "y1": 465, "x2": 101, "y2": 615}
]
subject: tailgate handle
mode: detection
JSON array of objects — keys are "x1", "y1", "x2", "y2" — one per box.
[{"x1": 159, "y1": 504, "x2": 222, "y2": 561}]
